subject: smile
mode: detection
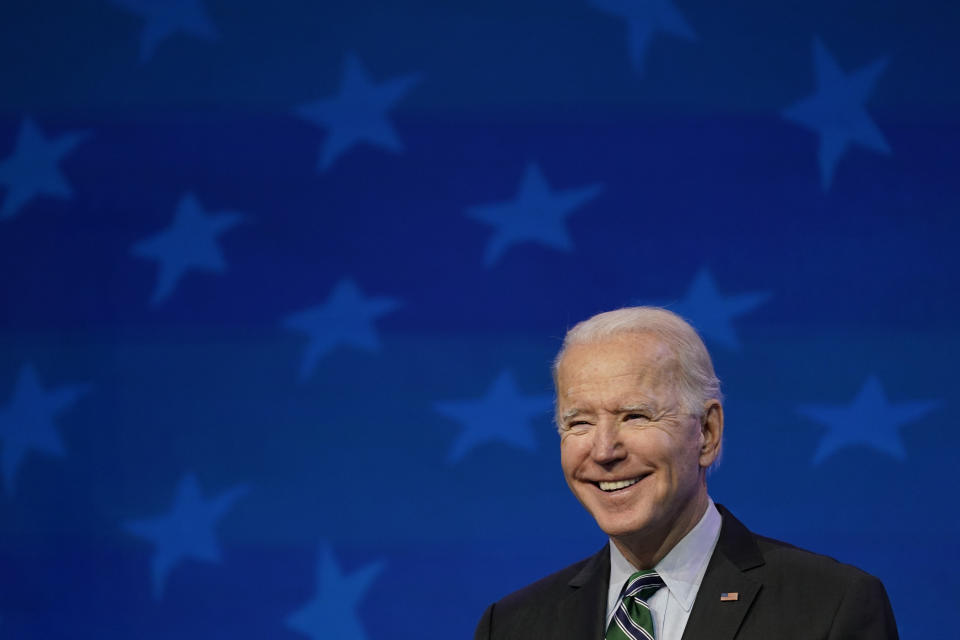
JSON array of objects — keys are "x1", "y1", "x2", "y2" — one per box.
[{"x1": 596, "y1": 476, "x2": 644, "y2": 492}]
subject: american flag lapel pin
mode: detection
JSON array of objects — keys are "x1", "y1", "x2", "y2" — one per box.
[{"x1": 720, "y1": 592, "x2": 739, "y2": 601}]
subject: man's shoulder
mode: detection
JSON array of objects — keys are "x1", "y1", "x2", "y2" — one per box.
[
  {"x1": 715, "y1": 510, "x2": 896, "y2": 624},
  {"x1": 474, "y1": 546, "x2": 608, "y2": 639},
  {"x1": 696, "y1": 507, "x2": 898, "y2": 637},
  {"x1": 497, "y1": 546, "x2": 606, "y2": 608},
  {"x1": 753, "y1": 533, "x2": 879, "y2": 580},
  {"x1": 717, "y1": 505, "x2": 881, "y2": 582}
]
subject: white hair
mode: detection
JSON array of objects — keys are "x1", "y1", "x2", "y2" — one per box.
[{"x1": 553, "y1": 306, "x2": 723, "y2": 420}]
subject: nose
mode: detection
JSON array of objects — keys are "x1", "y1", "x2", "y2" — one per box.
[{"x1": 590, "y1": 418, "x2": 625, "y2": 466}]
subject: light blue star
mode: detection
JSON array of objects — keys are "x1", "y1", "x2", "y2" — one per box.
[
  {"x1": 110, "y1": 0, "x2": 219, "y2": 62},
  {"x1": 782, "y1": 38, "x2": 890, "y2": 190},
  {"x1": 0, "y1": 118, "x2": 89, "y2": 221},
  {"x1": 798, "y1": 376, "x2": 939, "y2": 465},
  {"x1": 435, "y1": 370, "x2": 553, "y2": 464},
  {"x1": 296, "y1": 54, "x2": 422, "y2": 171},
  {"x1": 283, "y1": 278, "x2": 400, "y2": 381},
  {"x1": 130, "y1": 193, "x2": 244, "y2": 306},
  {"x1": 588, "y1": 0, "x2": 696, "y2": 74},
  {"x1": 0, "y1": 364, "x2": 88, "y2": 495},
  {"x1": 670, "y1": 268, "x2": 770, "y2": 351},
  {"x1": 466, "y1": 163, "x2": 603, "y2": 267},
  {"x1": 286, "y1": 544, "x2": 384, "y2": 640},
  {"x1": 125, "y1": 473, "x2": 247, "y2": 599}
]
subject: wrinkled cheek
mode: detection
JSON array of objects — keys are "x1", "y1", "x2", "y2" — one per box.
[
  {"x1": 668, "y1": 462, "x2": 698, "y2": 501},
  {"x1": 559, "y1": 454, "x2": 582, "y2": 491},
  {"x1": 560, "y1": 439, "x2": 589, "y2": 469},
  {"x1": 648, "y1": 477, "x2": 670, "y2": 505}
]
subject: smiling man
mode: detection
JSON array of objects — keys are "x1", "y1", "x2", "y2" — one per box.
[{"x1": 474, "y1": 307, "x2": 898, "y2": 640}]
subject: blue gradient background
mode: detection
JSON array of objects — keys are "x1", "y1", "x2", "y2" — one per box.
[{"x1": 0, "y1": 0, "x2": 957, "y2": 638}]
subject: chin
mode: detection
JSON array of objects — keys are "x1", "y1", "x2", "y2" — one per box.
[{"x1": 591, "y1": 511, "x2": 655, "y2": 539}]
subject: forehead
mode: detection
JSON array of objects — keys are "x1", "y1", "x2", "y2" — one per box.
[{"x1": 555, "y1": 333, "x2": 679, "y2": 404}]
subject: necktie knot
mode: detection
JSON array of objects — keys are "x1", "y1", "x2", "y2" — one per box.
[{"x1": 623, "y1": 570, "x2": 665, "y2": 600}]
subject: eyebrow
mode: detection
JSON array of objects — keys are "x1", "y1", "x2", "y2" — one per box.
[{"x1": 619, "y1": 403, "x2": 654, "y2": 413}]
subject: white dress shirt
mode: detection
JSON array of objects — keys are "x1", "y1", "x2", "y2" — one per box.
[{"x1": 605, "y1": 500, "x2": 722, "y2": 640}]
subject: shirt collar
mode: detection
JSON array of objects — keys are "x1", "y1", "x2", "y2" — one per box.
[{"x1": 608, "y1": 499, "x2": 722, "y2": 613}]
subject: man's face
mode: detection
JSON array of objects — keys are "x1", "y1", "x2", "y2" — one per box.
[{"x1": 557, "y1": 333, "x2": 714, "y2": 548}]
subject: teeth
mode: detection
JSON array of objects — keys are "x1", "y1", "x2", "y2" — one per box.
[{"x1": 598, "y1": 477, "x2": 641, "y2": 492}]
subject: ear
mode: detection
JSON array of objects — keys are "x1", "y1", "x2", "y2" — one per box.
[{"x1": 698, "y1": 400, "x2": 724, "y2": 468}]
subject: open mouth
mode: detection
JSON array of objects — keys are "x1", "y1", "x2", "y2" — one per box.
[{"x1": 596, "y1": 475, "x2": 646, "y2": 492}]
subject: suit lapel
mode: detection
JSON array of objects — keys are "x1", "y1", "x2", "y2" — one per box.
[
  {"x1": 681, "y1": 506, "x2": 763, "y2": 640},
  {"x1": 552, "y1": 508, "x2": 764, "y2": 640},
  {"x1": 555, "y1": 545, "x2": 609, "y2": 639}
]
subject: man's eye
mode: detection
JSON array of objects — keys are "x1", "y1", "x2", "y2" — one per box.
[
  {"x1": 625, "y1": 413, "x2": 651, "y2": 422},
  {"x1": 567, "y1": 420, "x2": 591, "y2": 429}
]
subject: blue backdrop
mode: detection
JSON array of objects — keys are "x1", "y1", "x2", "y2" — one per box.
[{"x1": 0, "y1": 0, "x2": 957, "y2": 638}]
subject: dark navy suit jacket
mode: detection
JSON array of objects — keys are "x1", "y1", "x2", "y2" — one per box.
[{"x1": 474, "y1": 506, "x2": 898, "y2": 639}]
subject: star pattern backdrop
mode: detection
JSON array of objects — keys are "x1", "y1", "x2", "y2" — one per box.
[{"x1": 0, "y1": 0, "x2": 957, "y2": 638}]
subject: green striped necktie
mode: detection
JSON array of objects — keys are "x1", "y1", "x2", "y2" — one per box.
[{"x1": 605, "y1": 570, "x2": 665, "y2": 640}]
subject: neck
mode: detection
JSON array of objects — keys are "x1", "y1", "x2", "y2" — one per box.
[{"x1": 611, "y1": 490, "x2": 710, "y2": 570}]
